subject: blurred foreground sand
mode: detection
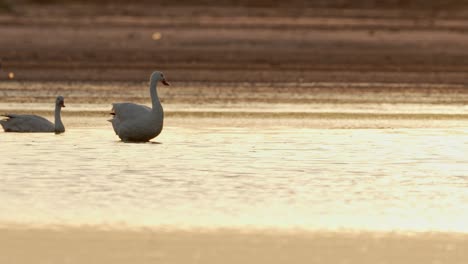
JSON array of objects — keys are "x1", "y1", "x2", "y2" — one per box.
[{"x1": 0, "y1": 226, "x2": 467, "y2": 264}]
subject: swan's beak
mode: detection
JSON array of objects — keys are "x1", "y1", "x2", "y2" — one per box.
[
  {"x1": 61, "y1": 101, "x2": 66, "y2": 107},
  {"x1": 162, "y1": 78, "x2": 170, "y2": 86}
]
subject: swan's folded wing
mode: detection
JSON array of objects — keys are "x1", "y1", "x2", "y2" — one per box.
[
  {"x1": 2, "y1": 114, "x2": 23, "y2": 118},
  {"x1": 0, "y1": 114, "x2": 54, "y2": 132},
  {"x1": 111, "y1": 103, "x2": 151, "y2": 122}
]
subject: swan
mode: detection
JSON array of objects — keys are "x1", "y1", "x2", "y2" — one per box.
[
  {"x1": 0, "y1": 96, "x2": 66, "y2": 134},
  {"x1": 109, "y1": 71, "x2": 170, "y2": 142}
]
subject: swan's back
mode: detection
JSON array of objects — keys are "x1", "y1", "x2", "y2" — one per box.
[
  {"x1": 109, "y1": 103, "x2": 152, "y2": 134},
  {"x1": 0, "y1": 114, "x2": 55, "y2": 132},
  {"x1": 112, "y1": 103, "x2": 152, "y2": 122}
]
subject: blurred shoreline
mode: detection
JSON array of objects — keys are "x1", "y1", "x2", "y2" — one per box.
[{"x1": 1, "y1": 2, "x2": 468, "y2": 85}]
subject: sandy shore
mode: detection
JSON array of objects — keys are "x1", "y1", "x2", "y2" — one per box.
[{"x1": 0, "y1": 226, "x2": 467, "y2": 264}]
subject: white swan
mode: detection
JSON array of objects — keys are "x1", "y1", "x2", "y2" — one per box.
[
  {"x1": 109, "y1": 71, "x2": 170, "y2": 142},
  {"x1": 0, "y1": 96, "x2": 66, "y2": 134}
]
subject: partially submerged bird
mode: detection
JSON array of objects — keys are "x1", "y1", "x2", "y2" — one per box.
[
  {"x1": 0, "y1": 96, "x2": 66, "y2": 134},
  {"x1": 109, "y1": 71, "x2": 169, "y2": 142}
]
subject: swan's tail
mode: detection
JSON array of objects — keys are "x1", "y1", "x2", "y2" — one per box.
[
  {"x1": 2, "y1": 114, "x2": 18, "y2": 119},
  {"x1": 108, "y1": 112, "x2": 115, "y2": 122},
  {"x1": 0, "y1": 119, "x2": 7, "y2": 130}
]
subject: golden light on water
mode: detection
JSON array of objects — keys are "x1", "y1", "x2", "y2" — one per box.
[
  {"x1": 0, "y1": 124, "x2": 467, "y2": 232},
  {"x1": 8, "y1": 72, "x2": 14, "y2": 79},
  {"x1": 151, "y1": 32, "x2": 162, "y2": 40}
]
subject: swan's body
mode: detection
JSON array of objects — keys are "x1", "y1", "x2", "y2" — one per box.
[
  {"x1": 109, "y1": 71, "x2": 169, "y2": 142},
  {"x1": 0, "y1": 96, "x2": 65, "y2": 134}
]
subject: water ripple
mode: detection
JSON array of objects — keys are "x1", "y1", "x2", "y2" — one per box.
[{"x1": 0, "y1": 127, "x2": 467, "y2": 232}]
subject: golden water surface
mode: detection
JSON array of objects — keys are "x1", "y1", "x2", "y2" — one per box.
[
  {"x1": 1, "y1": 125, "x2": 467, "y2": 232},
  {"x1": 0, "y1": 81, "x2": 467, "y2": 233}
]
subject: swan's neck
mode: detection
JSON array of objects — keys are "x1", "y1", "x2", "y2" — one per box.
[
  {"x1": 54, "y1": 104, "x2": 65, "y2": 134},
  {"x1": 150, "y1": 79, "x2": 163, "y2": 112}
]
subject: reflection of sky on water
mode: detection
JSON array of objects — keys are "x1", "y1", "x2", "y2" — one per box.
[{"x1": 0, "y1": 127, "x2": 467, "y2": 232}]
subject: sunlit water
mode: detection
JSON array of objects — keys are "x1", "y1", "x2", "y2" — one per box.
[{"x1": 1, "y1": 126, "x2": 467, "y2": 232}]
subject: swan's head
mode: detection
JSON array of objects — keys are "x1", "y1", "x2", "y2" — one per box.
[
  {"x1": 150, "y1": 71, "x2": 170, "y2": 86},
  {"x1": 56, "y1": 96, "x2": 65, "y2": 108}
]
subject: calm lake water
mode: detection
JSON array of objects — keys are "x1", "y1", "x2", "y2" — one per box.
[{"x1": 1, "y1": 125, "x2": 467, "y2": 232}]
